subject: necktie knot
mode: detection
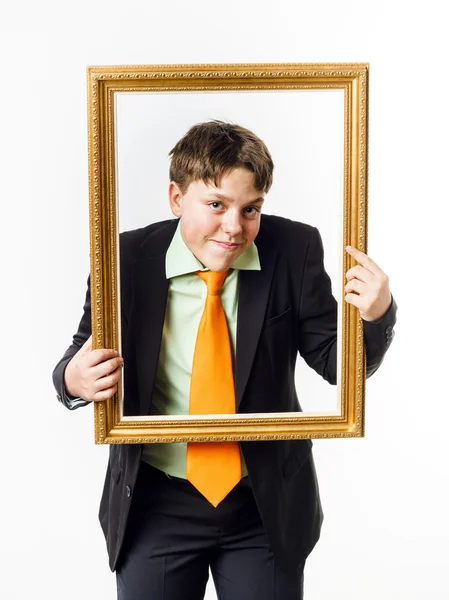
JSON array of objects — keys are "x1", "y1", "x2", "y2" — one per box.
[{"x1": 196, "y1": 270, "x2": 229, "y2": 295}]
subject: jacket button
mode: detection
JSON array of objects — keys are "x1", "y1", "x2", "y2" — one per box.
[
  {"x1": 385, "y1": 325, "x2": 393, "y2": 334},
  {"x1": 125, "y1": 485, "x2": 132, "y2": 498}
]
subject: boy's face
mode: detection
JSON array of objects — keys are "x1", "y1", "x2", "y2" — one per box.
[{"x1": 169, "y1": 167, "x2": 265, "y2": 272}]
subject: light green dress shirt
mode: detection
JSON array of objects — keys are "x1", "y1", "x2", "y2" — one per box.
[{"x1": 141, "y1": 220, "x2": 261, "y2": 478}]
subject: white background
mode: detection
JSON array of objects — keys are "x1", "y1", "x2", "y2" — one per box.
[
  {"x1": 116, "y1": 89, "x2": 343, "y2": 413},
  {"x1": 1, "y1": 1, "x2": 448, "y2": 598}
]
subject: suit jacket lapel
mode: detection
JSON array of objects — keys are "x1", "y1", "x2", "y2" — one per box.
[
  {"x1": 235, "y1": 230, "x2": 277, "y2": 410},
  {"x1": 131, "y1": 220, "x2": 177, "y2": 415}
]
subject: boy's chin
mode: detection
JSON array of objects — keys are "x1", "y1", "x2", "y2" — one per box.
[
  {"x1": 199, "y1": 254, "x2": 235, "y2": 273},
  {"x1": 202, "y1": 259, "x2": 233, "y2": 273},
  {"x1": 197, "y1": 245, "x2": 242, "y2": 272}
]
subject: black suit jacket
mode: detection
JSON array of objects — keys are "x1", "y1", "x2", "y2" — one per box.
[{"x1": 53, "y1": 214, "x2": 397, "y2": 572}]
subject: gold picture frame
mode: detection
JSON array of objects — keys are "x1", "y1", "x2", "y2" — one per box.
[{"x1": 87, "y1": 62, "x2": 369, "y2": 444}]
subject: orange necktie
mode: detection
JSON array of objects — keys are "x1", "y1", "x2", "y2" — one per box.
[{"x1": 186, "y1": 270, "x2": 242, "y2": 507}]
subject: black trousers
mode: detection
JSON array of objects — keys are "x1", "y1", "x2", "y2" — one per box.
[{"x1": 116, "y1": 461, "x2": 304, "y2": 600}]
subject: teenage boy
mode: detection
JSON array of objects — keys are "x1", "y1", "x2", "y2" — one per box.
[{"x1": 53, "y1": 120, "x2": 396, "y2": 600}]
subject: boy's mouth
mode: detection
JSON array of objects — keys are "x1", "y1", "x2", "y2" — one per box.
[{"x1": 212, "y1": 240, "x2": 241, "y2": 250}]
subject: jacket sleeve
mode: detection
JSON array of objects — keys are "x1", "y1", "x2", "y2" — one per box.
[
  {"x1": 362, "y1": 294, "x2": 397, "y2": 377},
  {"x1": 297, "y1": 227, "x2": 397, "y2": 384},
  {"x1": 52, "y1": 275, "x2": 92, "y2": 410},
  {"x1": 297, "y1": 227, "x2": 339, "y2": 384}
]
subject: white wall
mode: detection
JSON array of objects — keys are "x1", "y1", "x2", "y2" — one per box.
[{"x1": 1, "y1": 1, "x2": 448, "y2": 598}]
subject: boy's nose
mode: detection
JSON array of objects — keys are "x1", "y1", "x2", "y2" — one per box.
[{"x1": 221, "y1": 216, "x2": 243, "y2": 237}]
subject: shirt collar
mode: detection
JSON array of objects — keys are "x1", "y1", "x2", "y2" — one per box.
[{"x1": 165, "y1": 219, "x2": 261, "y2": 279}]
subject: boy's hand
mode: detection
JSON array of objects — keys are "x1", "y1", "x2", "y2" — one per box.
[
  {"x1": 344, "y1": 246, "x2": 392, "y2": 322},
  {"x1": 64, "y1": 335, "x2": 124, "y2": 402}
]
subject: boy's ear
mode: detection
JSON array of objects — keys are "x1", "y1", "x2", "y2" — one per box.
[{"x1": 168, "y1": 181, "x2": 183, "y2": 217}]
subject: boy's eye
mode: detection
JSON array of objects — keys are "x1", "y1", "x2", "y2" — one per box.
[
  {"x1": 210, "y1": 202, "x2": 223, "y2": 210},
  {"x1": 244, "y1": 206, "x2": 260, "y2": 216}
]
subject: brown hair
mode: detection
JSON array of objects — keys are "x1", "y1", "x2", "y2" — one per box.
[{"x1": 168, "y1": 120, "x2": 274, "y2": 195}]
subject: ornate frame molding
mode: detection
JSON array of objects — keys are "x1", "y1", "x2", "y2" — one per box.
[{"x1": 86, "y1": 62, "x2": 369, "y2": 444}]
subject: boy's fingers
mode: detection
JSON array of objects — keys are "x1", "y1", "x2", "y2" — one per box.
[
  {"x1": 97, "y1": 357, "x2": 124, "y2": 379},
  {"x1": 92, "y1": 385, "x2": 118, "y2": 402},
  {"x1": 346, "y1": 246, "x2": 382, "y2": 276},
  {"x1": 345, "y1": 264, "x2": 375, "y2": 284},
  {"x1": 87, "y1": 347, "x2": 120, "y2": 368},
  {"x1": 345, "y1": 292, "x2": 363, "y2": 309}
]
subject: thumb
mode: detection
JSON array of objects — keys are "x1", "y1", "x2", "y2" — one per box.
[{"x1": 80, "y1": 335, "x2": 93, "y2": 354}]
